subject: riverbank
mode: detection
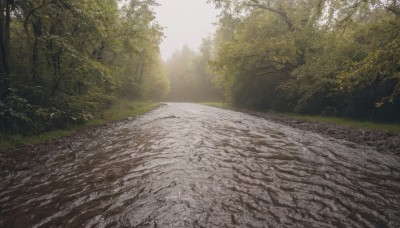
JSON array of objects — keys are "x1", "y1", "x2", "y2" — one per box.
[
  {"x1": 0, "y1": 100, "x2": 161, "y2": 171},
  {"x1": 202, "y1": 102, "x2": 400, "y2": 155}
]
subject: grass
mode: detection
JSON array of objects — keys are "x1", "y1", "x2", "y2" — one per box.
[
  {"x1": 86, "y1": 100, "x2": 160, "y2": 126},
  {"x1": 201, "y1": 102, "x2": 400, "y2": 134},
  {"x1": 0, "y1": 100, "x2": 161, "y2": 152},
  {"x1": 287, "y1": 114, "x2": 400, "y2": 134}
]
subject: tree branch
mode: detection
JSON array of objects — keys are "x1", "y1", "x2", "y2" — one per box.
[
  {"x1": 23, "y1": 0, "x2": 47, "y2": 40},
  {"x1": 246, "y1": 0, "x2": 295, "y2": 31}
]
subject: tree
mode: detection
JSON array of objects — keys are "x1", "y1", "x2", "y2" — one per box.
[
  {"x1": 1, "y1": 0, "x2": 169, "y2": 135},
  {"x1": 0, "y1": 0, "x2": 12, "y2": 98},
  {"x1": 209, "y1": 0, "x2": 400, "y2": 120},
  {"x1": 166, "y1": 40, "x2": 221, "y2": 102}
]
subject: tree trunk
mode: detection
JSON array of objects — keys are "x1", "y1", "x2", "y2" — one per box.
[
  {"x1": 31, "y1": 18, "x2": 42, "y2": 82},
  {"x1": 0, "y1": 0, "x2": 11, "y2": 99},
  {"x1": 50, "y1": 48, "x2": 62, "y2": 96},
  {"x1": 138, "y1": 61, "x2": 145, "y2": 85},
  {"x1": 137, "y1": 52, "x2": 147, "y2": 85}
]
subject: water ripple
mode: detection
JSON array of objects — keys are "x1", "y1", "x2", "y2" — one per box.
[{"x1": 1, "y1": 103, "x2": 399, "y2": 227}]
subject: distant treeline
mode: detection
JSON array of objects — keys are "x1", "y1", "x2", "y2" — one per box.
[
  {"x1": 166, "y1": 40, "x2": 222, "y2": 102},
  {"x1": 181, "y1": 0, "x2": 399, "y2": 122},
  {"x1": 0, "y1": 0, "x2": 169, "y2": 135}
]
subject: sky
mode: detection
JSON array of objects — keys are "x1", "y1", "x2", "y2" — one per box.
[{"x1": 154, "y1": 0, "x2": 219, "y2": 60}]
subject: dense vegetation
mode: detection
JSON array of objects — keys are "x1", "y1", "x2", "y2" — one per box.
[
  {"x1": 1, "y1": 0, "x2": 399, "y2": 140},
  {"x1": 208, "y1": 0, "x2": 400, "y2": 122},
  {"x1": 165, "y1": 40, "x2": 221, "y2": 102},
  {"x1": 0, "y1": 0, "x2": 169, "y2": 136}
]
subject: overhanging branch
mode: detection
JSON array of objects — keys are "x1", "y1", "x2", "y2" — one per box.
[{"x1": 246, "y1": 0, "x2": 295, "y2": 31}]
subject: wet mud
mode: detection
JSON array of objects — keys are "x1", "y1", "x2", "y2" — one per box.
[
  {"x1": 246, "y1": 111, "x2": 400, "y2": 155},
  {"x1": 1, "y1": 103, "x2": 400, "y2": 227}
]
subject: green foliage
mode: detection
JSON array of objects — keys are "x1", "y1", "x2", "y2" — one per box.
[
  {"x1": 0, "y1": 90, "x2": 115, "y2": 135},
  {"x1": 209, "y1": 0, "x2": 400, "y2": 121},
  {"x1": 0, "y1": 0, "x2": 169, "y2": 137},
  {"x1": 340, "y1": 38, "x2": 400, "y2": 104},
  {"x1": 0, "y1": 100, "x2": 160, "y2": 152},
  {"x1": 0, "y1": 91, "x2": 37, "y2": 135}
]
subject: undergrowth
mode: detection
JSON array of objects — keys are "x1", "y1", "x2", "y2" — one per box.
[{"x1": 0, "y1": 100, "x2": 160, "y2": 152}]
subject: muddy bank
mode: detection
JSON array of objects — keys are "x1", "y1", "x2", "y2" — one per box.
[
  {"x1": 246, "y1": 111, "x2": 400, "y2": 155},
  {"x1": 0, "y1": 117, "x2": 137, "y2": 174}
]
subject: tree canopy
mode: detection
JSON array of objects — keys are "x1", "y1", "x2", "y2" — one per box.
[
  {"x1": 0, "y1": 0, "x2": 169, "y2": 135},
  {"x1": 208, "y1": 0, "x2": 400, "y2": 121}
]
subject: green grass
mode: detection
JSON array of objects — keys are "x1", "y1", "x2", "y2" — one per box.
[
  {"x1": 287, "y1": 114, "x2": 400, "y2": 134},
  {"x1": 201, "y1": 102, "x2": 400, "y2": 134},
  {"x1": 0, "y1": 100, "x2": 161, "y2": 152},
  {"x1": 86, "y1": 100, "x2": 160, "y2": 126}
]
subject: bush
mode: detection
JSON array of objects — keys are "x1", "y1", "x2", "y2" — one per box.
[{"x1": 0, "y1": 90, "x2": 117, "y2": 136}]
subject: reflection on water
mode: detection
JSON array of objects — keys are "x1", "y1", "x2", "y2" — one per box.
[{"x1": 1, "y1": 103, "x2": 400, "y2": 227}]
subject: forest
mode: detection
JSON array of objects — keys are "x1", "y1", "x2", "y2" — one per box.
[
  {"x1": 209, "y1": 0, "x2": 400, "y2": 122},
  {"x1": 166, "y1": 41, "x2": 221, "y2": 102},
  {"x1": 184, "y1": 0, "x2": 399, "y2": 122},
  {"x1": 0, "y1": 0, "x2": 169, "y2": 136},
  {"x1": 1, "y1": 0, "x2": 400, "y2": 138}
]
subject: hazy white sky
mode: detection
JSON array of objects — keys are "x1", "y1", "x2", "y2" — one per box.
[{"x1": 154, "y1": 0, "x2": 218, "y2": 60}]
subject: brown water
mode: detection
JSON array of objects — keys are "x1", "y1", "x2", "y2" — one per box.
[{"x1": 1, "y1": 103, "x2": 400, "y2": 227}]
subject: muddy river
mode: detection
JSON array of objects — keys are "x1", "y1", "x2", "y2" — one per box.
[{"x1": 1, "y1": 103, "x2": 400, "y2": 227}]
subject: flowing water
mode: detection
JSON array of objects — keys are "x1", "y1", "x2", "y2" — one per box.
[{"x1": 1, "y1": 103, "x2": 400, "y2": 227}]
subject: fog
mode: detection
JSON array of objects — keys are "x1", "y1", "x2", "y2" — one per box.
[{"x1": 154, "y1": 0, "x2": 218, "y2": 60}]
